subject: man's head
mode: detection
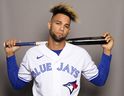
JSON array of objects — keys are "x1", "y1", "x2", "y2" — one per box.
[
  {"x1": 50, "y1": 3, "x2": 78, "y2": 23},
  {"x1": 48, "y1": 3, "x2": 78, "y2": 42}
]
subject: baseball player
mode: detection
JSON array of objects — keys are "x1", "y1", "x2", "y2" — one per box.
[{"x1": 4, "y1": 3, "x2": 114, "y2": 96}]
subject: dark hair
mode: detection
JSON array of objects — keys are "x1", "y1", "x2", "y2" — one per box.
[{"x1": 50, "y1": 3, "x2": 78, "y2": 22}]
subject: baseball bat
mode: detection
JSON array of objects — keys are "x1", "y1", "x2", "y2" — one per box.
[{"x1": 4, "y1": 36, "x2": 107, "y2": 47}]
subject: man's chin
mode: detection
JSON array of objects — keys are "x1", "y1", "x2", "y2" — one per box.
[
  {"x1": 54, "y1": 37, "x2": 66, "y2": 42},
  {"x1": 49, "y1": 32, "x2": 67, "y2": 42}
]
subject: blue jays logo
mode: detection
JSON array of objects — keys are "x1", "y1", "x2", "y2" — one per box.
[{"x1": 63, "y1": 80, "x2": 78, "y2": 95}]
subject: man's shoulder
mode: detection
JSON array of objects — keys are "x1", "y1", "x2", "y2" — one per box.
[
  {"x1": 66, "y1": 42, "x2": 88, "y2": 53},
  {"x1": 26, "y1": 41, "x2": 46, "y2": 54}
]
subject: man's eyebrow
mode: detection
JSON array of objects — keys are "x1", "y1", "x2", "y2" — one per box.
[
  {"x1": 53, "y1": 19, "x2": 70, "y2": 26},
  {"x1": 53, "y1": 20, "x2": 61, "y2": 22}
]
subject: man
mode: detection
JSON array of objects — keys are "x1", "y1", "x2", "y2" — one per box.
[{"x1": 4, "y1": 3, "x2": 114, "y2": 96}]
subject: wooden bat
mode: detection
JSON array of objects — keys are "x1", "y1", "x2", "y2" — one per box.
[{"x1": 4, "y1": 36, "x2": 107, "y2": 47}]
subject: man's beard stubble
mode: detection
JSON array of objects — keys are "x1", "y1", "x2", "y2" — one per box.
[{"x1": 49, "y1": 29, "x2": 68, "y2": 42}]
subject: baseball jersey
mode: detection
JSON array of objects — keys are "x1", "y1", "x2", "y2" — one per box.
[{"x1": 18, "y1": 42, "x2": 98, "y2": 96}]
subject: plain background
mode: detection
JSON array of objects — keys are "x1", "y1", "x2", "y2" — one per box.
[{"x1": 0, "y1": 0, "x2": 124, "y2": 96}]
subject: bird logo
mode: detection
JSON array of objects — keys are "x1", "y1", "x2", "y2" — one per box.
[{"x1": 63, "y1": 80, "x2": 78, "y2": 95}]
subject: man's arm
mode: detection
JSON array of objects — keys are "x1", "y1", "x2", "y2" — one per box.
[
  {"x1": 90, "y1": 53, "x2": 112, "y2": 86},
  {"x1": 4, "y1": 40, "x2": 29, "y2": 89},
  {"x1": 90, "y1": 32, "x2": 114, "y2": 86},
  {"x1": 6, "y1": 55, "x2": 29, "y2": 89}
]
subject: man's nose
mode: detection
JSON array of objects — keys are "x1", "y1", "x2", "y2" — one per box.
[{"x1": 60, "y1": 25, "x2": 64, "y2": 31}]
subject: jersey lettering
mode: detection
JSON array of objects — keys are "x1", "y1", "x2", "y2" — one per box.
[
  {"x1": 31, "y1": 62, "x2": 80, "y2": 78},
  {"x1": 57, "y1": 63, "x2": 80, "y2": 78},
  {"x1": 31, "y1": 63, "x2": 52, "y2": 78}
]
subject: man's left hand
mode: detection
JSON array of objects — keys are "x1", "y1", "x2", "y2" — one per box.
[{"x1": 102, "y1": 32, "x2": 114, "y2": 56}]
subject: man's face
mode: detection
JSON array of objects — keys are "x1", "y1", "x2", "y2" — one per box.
[{"x1": 48, "y1": 13, "x2": 71, "y2": 42}]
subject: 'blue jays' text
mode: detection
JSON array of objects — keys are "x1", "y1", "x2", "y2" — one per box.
[{"x1": 31, "y1": 62, "x2": 80, "y2": 78}]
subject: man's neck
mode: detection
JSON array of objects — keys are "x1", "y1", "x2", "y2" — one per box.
[{"x1": 47, "y1": 38, "x2": 66, "y2": 50}]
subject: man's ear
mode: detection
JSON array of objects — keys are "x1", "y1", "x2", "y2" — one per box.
[{"x1": 48, "y1": 21, "x2": 51, "y2": 30}]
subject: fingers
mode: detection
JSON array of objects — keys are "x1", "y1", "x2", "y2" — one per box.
[
  {"x1": 4, "y1": 39, "x2": 17, "y2": 48},
  {"x1": 103, "y1": 32, "x2": 113, "y2": 43}
]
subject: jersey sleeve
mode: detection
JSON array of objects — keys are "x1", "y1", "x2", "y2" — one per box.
[
  {"x1": 6, "y1": 55, "x2": 29, "y2": 89},
  {"x1": 18, "y1": 51, "x2": 32, "y2": 82},
  {"x1": 81, "y1": 50, "x2": 98, "y2": 81},
  {"x1": 90, "y1": 53, "x2": 112, "y2": 86}
]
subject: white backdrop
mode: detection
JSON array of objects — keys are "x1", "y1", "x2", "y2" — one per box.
[{"x1": 0, "y1": 0, "x2": 124, "y2": 96}]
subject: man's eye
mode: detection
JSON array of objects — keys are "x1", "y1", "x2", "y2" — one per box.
[
  {"x1": 65, "y1": 25, "x2": 69, "y2": 29},
  {"x1": 56, "y1": 22, "x2": 60, "y2": 25}
]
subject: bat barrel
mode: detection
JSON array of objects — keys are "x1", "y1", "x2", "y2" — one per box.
[
  {"x1": 67, "y1": 36, "x2": 105, "y2": 40},
  {"x1": 67, "y1": 40, "x2": 106, "y2": 45},
  {"x1": 67, "y1": 36, "x2": 107, "y2": 45}
]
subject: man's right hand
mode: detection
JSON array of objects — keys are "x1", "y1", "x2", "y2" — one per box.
[{"x1": 4, "y1": 40, "x2": 20, "y2": 57}]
